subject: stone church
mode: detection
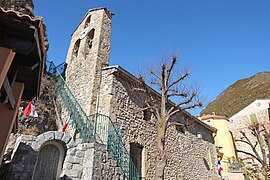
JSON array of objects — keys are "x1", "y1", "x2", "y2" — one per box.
[{"x1": 1, "y1": 5, "x2": 220, "y2": 180}]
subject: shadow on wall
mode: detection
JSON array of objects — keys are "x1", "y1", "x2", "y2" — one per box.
[
  {"x1": 60, "y1": 174, "x2": 72, "y2": 180},
  {"x1": 3, "y1": 142, "x2": 38, "y2": 180},
  {"x1": 203, "y1": 157, "x2": 210, "y2": 170},
  {"x1": 1, "y1": 141, "x2": 72, "y2": 180}
]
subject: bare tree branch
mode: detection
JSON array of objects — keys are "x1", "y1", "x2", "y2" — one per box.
[
  {"x1": 167, "y1": 92, "x2": 197, "y2": 116},
  {"x1": 181, "y1": 102, "x2": 202, "y2": 110},
  {"x1": 150, "y1": 81, "x2": 162, "y2": 88},
  {"x1": 167, "y1": 88, "x2": 179, "y2": 94},
  {"x1": 239, "y1": 131, "x2": 263, "y2": 165},
  {"x1": 167, "y1": 121, "x2": 185, "y2": 128},
  {"x1": 166, "y1": 55, "x2": 177, "y2": 83},
  {"x1": 237, "y1": 150, "x2": 263, "y2": 164},
  {"x1": 161, "y1": 63, "x2": 166, "y2": 90},
  {"x1": 168, "y1": 92, "x2": 187, "y2": 98},
  {"x1": 166, "y1": 71, "x2": 190, "y2": 92},
  {"x1": 168, "y1": 102, "x2": 202, "y2": 117},
  {"x1": 235, "y1": 139, "x2": 256, "y2": 147},
  {"x1": 150, "y1": 70, "x2": 162, "y2": 80},
  {"x1": 262, "y1": 125, "x2": 270, "y2": 155},
  {"x1": 145, "y1": 101, "x2": 160, "y2": 121},
  {"x1": 253, "y1": 126, "x2": 267, "y2": 166},
  {"x1": 175, "y1": 92, "x2": 197, "y2": 106}
]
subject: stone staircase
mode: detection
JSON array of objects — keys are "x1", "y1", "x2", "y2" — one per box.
[{"x1": 46, "y1": 61, "x2": 139, "y2": 179}]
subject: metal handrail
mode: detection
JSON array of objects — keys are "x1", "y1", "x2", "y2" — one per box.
[{"x1": 45, "y1": 61, "x2": 139, "y2": 179}]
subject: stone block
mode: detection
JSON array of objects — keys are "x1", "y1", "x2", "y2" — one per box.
[
  {"x1": 29, "y1": 141, "x2": 39, "y2": 151},
  {"x1": 82, "y1": 167, "x2": 93, "y2": 179},
  {"x1": 77, "y1": 143, "x2": 88, "y2": 151},
  {"x1": 65, "y1": 169, "x2": 82, "y2": 179},
  {"x1": 63, "y1": 162, "x2": 73, "y2": 170},
  {"x1": 86, "y1": 142, "x2": 95, "y2": 149},
  {"x1": 43, "y1": 131, "x2": 55, "y2": 141},
  {"x1": 66, "y1": 156, "x2": 82, "y2": 164},
  {"x1": 75, "y1": 150, "x2": 84, "y2": 158},
  {"x1": 36, "y1": 134, "x2": 46, "y2": 145},
  {"x1": 83, "y1": 156, "x2": 94, "y2": 168},
  {"x1": 20, "y1": 135, "x2": 36, "y2": 142},
  {"x1": 66, "y1": 148, "x2": 76, "y2": 157},
  {"x1": 72, "y1": 164, "x2": 83, "y2": 171},
  {"x1": 64, "y1": 169, "x2": 81, "y2": 178},
  {"x1": 54, "y1": 131, "x2": 64, "y2": 140}
]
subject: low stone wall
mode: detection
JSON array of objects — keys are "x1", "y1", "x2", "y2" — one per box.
[
  {"x1": 4, "y1": 136, "x2": 38, "y2": 180},
  {"x1": 63, "y1": 142, "x2": 121, "y2": 180},
  {"x1": 3, "y1": 131, "x2": 121, "y2": 180}
]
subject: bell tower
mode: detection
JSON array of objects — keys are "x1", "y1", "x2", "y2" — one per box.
[{"x1": 65, "y1": 8, "x2": 112, "y2": 115}]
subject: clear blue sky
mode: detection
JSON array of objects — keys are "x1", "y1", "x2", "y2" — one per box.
[{"x1": 33, "y1": 0, "x2": 270, "y2": 115}]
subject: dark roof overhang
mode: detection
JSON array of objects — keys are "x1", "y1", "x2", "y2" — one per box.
[{"x1": 0, "y1": 8, "x2": 46, "y2": 100}]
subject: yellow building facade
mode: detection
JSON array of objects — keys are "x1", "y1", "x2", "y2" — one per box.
[{"x1": 200, "y1": 115, "x2": 236, "y2": 177}]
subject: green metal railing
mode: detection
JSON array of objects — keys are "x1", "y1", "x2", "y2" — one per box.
[
  {"x1": 46, "y1": 61, "x2": 96, "y2": 142},
  {"x1": 89, "y1": 114, "x2": 140, "y2": 179},
  {"x1": 46, "y1": 61, "x2": 139, "y2": 179}
]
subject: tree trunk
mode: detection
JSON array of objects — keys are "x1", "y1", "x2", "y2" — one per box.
[
  {"x1": 155, "y1": 153, "x2": 166, "y2": 180},
  {"x1": 156, "y1": 122, "x2": 167, "y2": 180}
]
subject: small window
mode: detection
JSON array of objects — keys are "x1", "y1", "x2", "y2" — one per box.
[
  {"x1": 72, "y1": 39, "x2": 81, "y2": 58},
  {"x1": 86, "y1": 29, "x2": 95, "y2": 49},
  {"x1": 250, "y1": 114, "x2": 257, "y2": 123},
  {"x1": 175, "y1": 124, "x2": 185, "y2": 133},
  {"x1": 84, "y1": 15, "x2": 91, "y2": 28},
  {"x1": 197, "y1": 131, "x2": 202, "y2": 139},
  {"x1": 143, "y1": 109, "x2": 152, "y2": 120},
  {"x1": 84, "y1": 29, "x2": 95, "y2": 58}
]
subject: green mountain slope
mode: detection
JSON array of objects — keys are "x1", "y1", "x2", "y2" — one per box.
[{"x1": 201, "y1": 72, "x2": 270, "y2": 118}]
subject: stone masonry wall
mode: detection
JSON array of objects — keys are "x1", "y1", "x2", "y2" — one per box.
[
  {"x1": 165, "y1": 125, "x2": 218, "y2": 179},
  {"x1": 97, "y1": 67, "x2": 219, "y2": 179},
  {"x1": 65, "y1": 8, "x2": 112, "y2": 116},
  {"x1": 3, "y1": 131, "x2": 121, "y2": 180},
  {"x1": 63, "y1": 142, "x2": 121, "y2": 180},
  {"x1": 91, "y1": 143, "x2": 122, "y2": 179},
  {"x1": 3, "y1": 135, "x2": 38, "y2": 180},
  {"x1": 89, "y1": 9, "x2": 112, "y2": 115}
]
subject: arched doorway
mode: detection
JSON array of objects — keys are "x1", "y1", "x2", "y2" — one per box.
[{"x1": 32, "y1": 141, "x2": 65, "y2": 180}]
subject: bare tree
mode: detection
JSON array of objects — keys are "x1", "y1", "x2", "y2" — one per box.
[
  {"x1": 235, "y1": 120, "x2": 270, "y2": 177},
  {"x1": 133, "y1": 55, "x2": 202, "y2": 179}
]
